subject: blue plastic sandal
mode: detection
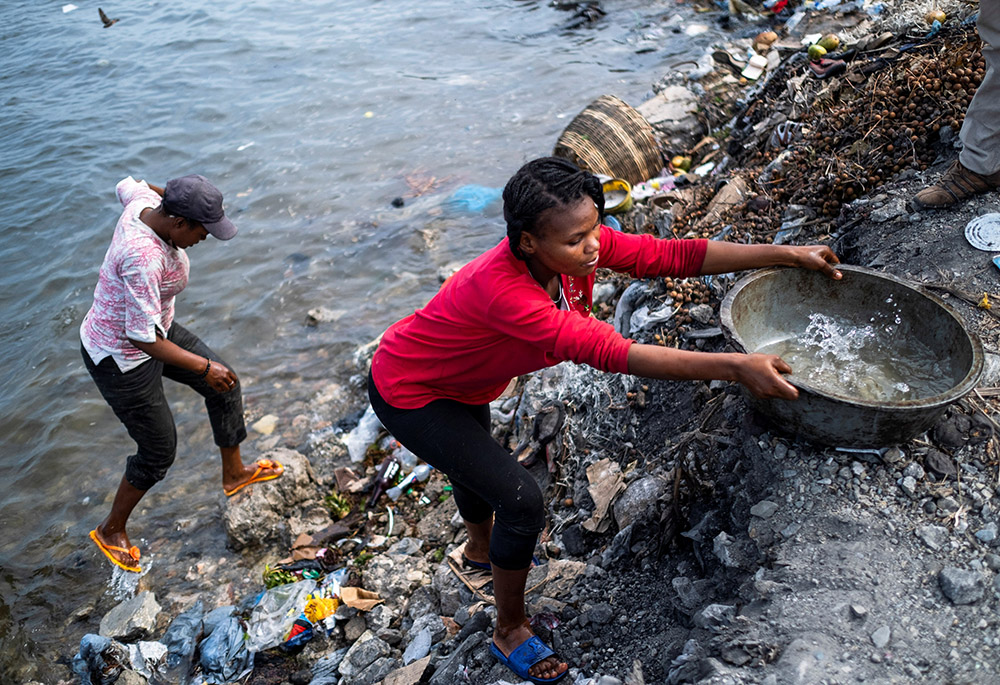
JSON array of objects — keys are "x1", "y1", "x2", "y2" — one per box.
[{"x1": 490, "y1": 636, "x2": 567, "y2": 684}]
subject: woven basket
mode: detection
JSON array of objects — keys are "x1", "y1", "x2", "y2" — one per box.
[{"x1": 553, "y1": 95, "x2": 663, "y2": 186}]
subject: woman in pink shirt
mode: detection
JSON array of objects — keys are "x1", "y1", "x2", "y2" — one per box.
[
  {"x1": 81, "y1": 175, "x2": 283, "y2": 574},
  {"x1": 368, "y1": 157, "x2": 841, "y2": 683}
]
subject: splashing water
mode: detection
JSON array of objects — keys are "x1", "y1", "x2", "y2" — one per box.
[
  {"x1": 756, "y1": 309, "x2": 952, "y2": 402},
  {"x1": 107, "y1": 550, "x2": 152, "y2": 601}
]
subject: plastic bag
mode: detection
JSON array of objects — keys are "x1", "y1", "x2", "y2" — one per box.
[
  {"x1": 446, "y1": 184, "x2": 502, "y2": 213},
  {"x1": 195, "y1": 616, "x2": 254, "y2": 685},
  {"x1": 160, "y1": 600, "x2": 204, "y2": 684},
  {"x1": 343, "y1": 405, "x2": 383, "y2": 463},
  {"x1": 72, "y1": 634, "x2": 129, "y2": 685},
  {"x1": 245, "y1": 578, "x2": 317, "y2": 651}
]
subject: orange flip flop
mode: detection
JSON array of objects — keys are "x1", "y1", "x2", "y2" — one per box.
[
  {"x1": 89, "y1": 529, "x2": 142, "y2": 573},
  {"x1": 224, "y1": 458, "x2": 284, "y2": 497}
]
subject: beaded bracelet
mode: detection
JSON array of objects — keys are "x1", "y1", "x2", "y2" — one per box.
[{"x1": 198, "y1": 358, "x2": 211, "y2": 379}]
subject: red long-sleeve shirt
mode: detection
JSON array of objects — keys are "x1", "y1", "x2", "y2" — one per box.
[{"x1": 371, "y1": 226, "x2": 707, "y2": 409}]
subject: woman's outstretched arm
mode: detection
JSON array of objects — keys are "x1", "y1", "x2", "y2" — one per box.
[
  {"x1": 627, "y1": 343, "x2": 798, "y2": 399},
  {"x1": 699, "y1": 242, "x2": 842, "y2": 280}
]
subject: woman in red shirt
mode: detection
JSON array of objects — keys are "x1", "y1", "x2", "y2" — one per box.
[{"x1": 369, "y1": 157, "x2": 841, "y2": 683}]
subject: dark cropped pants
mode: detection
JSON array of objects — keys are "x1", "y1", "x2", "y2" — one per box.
[
  {"x1": 82, "y1": 323, "x2": 246, "y2": 491},
  {"x1": 368, "y1": 371, "x2": 544, "y2": 570}
]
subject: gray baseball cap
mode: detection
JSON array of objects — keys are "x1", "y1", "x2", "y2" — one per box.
[{"x1": 162, "y1": 174, "x2": 238, "y2": 240}]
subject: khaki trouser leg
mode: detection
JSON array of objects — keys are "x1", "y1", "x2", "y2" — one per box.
[{"x1": 959, "y1": 3, "x2": 1000, "y2": 176}]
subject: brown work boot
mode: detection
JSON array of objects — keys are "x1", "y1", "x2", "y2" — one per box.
[{"x1": 911, "y1": 160, "x2": 1000, "y2": 211}]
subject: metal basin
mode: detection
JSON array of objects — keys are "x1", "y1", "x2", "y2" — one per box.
[{"x1": 719, "y1": 265, "x2": 983, "y2": 447}]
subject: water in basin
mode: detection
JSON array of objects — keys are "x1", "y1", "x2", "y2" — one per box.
[{"x1": 755, "y1": 306, "x2": 953, "y2": 402}]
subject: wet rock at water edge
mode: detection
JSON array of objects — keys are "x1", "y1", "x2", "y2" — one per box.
[
  {"x1": 938, "y1": 566, "x2": 986, "y2": 605},
  {"x1": 99, "y1": 591, "x2": 161, "y2": 642}
]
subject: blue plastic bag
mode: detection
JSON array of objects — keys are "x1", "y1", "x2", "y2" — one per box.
[{"x1": 446, "y1": 184, "x2": 502, "y2": 213}]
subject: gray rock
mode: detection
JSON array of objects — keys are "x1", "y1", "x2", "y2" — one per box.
[
  {"x1": 750, "y1": 500, "x2": 779, "y2": 519},
  {"x1": 602, "y1": 523, "x2": 634, "y2": 567},
  {"x1": 637, "y1": 86, "x2": 703, "y2": 149},
  {"x1": 871, "y1": 625, "x2": 891, "y2": 649},
  {"x1": 693, "y1": 604, "x2": 736, "y2": 631},
  {"x1": 582, "y1": 603, "x2": 614, "y2": 626},
  {"x1": 338, "y1": 631, "x2": 391, "y2": 679},
  {"x1": 902, "y1": 462, "x2": 925, "y2": 480},
  {"x1": 937, "y1": 496, "x2": 960, "y2": 513},
  {"x1": 851, "y1": 604, "x2": 867, "y2": 618},
  {"x1": 671, "y1": 576, "x2": 712, "y2": 611},
  {"x1": 99, "y1": 591, "x2": 161, "y2": 642},
  {"x1": 900, "y1": 476, "x2": 918, "y2": 498},
  {"x1": 561, "y1": 524, "x2": 588, "y2": 557},
  {"x1": 613, "y1": 476, "x2": 666, "y2": 529},
  {"x1": 223, "y1": 448, "x2": 323, "y2": 550},
  {"x1": 117, "y1": 671, "x2": 148, "y2": 685},
  {"x1": 344, "y1": 615, "x2": 366, "y2": 643},
  {"x1": 939, "y1": 567, "x2": 986, "y2": 605},
  {"x1": 689, "y1": 303, "x2": 714, "y2": 324},
  {"x1": 427, "y1": 631, "x2": 482, "y2": 685},
  {"x1": 362, "y1": 553, "x2": 431, "y2": 606},
  {"x1": 402, "y1": 628, "x2": 431, "y2": 665},
  {"x1": 310, "y1": 646, "x2": 349, "y2": 685},
  {"x1": 975, "y1": 522, "x2": 998, "y2": 544},
  {"x1": 408, "y1": 613, "x2": 446, "y2": 646},
  {"x1": 984, "y1": 553, "x2": 1000, "y2": 571},
  {"x1": 924, "y1": 449, "x2": 958, "y2": 478},
  {"x1": 915, "y1": 525, "x2": 949, "y2": 551},
  {"x1": 354, "y1": 656, "x2": 398, "y2": 685}
]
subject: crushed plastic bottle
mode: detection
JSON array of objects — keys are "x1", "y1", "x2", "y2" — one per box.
[{"x1": 385, "y1": 464, "x2": 432, "y2": 501}]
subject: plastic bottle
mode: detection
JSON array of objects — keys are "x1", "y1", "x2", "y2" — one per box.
[{"x1": 385, "y1": 464, "x2": 432, "y2": 501}]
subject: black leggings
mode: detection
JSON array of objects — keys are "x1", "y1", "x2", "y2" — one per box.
[
  {"x1": 82, "y1": 323, "x2": 247, "y2": 491},
  {"x1": 368, "y1": 372, "x2": 544, "y2": 570}
]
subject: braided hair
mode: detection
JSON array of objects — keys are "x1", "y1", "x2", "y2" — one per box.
[{"x1": 503, "y1": 157, "x2": 605, "y2": 261}]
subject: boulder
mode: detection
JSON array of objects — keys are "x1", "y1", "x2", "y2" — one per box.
[
  {"x1": 99, "y1": 591, "x2": 161, "y2": 642},
  {"x1": 636, "y1": 86, "x2": 703, "y2": 150},
  {"x1": 223, "y1": 448, "x2": 324, "y2": 550}
]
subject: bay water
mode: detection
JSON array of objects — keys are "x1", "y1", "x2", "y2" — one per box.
[{"x1": 0, "y1": 0, "x2": 723, "y2": 678}]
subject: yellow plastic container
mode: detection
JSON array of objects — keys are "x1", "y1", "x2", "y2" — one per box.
[{"x1": 602, "y1": 179, "x2": 633, "y2": 214}]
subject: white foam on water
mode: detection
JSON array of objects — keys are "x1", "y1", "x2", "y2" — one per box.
[{"x1": 106, "y1": 550, "x2": 152, "y2": 601}]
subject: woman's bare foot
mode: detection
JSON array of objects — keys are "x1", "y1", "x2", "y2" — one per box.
[
  {"x1": 92, "y1": 522, "x2": 141, "y2": 570},
  {"x1": 494, "y1": 620, "x2": 568, "y2": 681}
]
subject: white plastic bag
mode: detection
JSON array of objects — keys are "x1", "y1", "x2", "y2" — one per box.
[{"x1": 245, "y1": 579, "x2": 317, "y2": 652}]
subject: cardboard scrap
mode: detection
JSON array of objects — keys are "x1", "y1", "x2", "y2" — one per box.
[
  {"x1": 582, "y1": 458, "x2": 626, "y2": 533},
  {"x1": 340, "y1": 587, "x2": 384, "y2": 611},
  {"x1": 378, "y1": 655, "x2": 432, "y2": 685},
  {"x1": 335, "y1": 466, "x2": 367, "y2": 494}
]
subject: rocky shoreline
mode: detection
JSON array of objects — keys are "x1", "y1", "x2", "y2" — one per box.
[{"x1": 61, "y1": 1, "x2": 1000, "y2": 684}]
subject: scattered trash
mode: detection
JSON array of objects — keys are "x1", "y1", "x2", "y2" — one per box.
[
  {"x1": 581, "y1": 458, "x2": 626, "y2": 533},
  {"x1": 602, "y1": 178, "x2": 633, "y2": 214},
  {"x1": 446, "y1": 184, "x2": 502, "y2": 213},
  {"x1": 161, "y1": 601, "x2": 203, "y2": 683},
  {"x1": 741, "y1": 54, "x2": 769, "y2": 80},
  {"x1": 343, "y1": 404, "x2": 383, "y2": 463},
  {"x1": 246, "y1": 579, "x2": 317, "y2": 652},
  {"x1": 367, "y1": 453, "x2": 402, "y2": 507},
  {"x1": 72, "y1": 634, "x2": 129, "y2": 685},
  {"x1": 386, "y1": 463, "x2": 432, "y2": 500},
  {"x1": 339, "y1": 586, "x2": 384, "y2": 611},
  {"x1": 964, "y1": 213, "x2": 1000, "y2": 252},
  {"x1": 603, "y1": 214, "x2": 622, "y2": 231},
  {"x1": 195, "y1": 616, "x2": 253, "y2": 684}
]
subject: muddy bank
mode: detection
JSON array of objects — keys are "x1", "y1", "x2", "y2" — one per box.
[{"x1": 61, "y1": 1, "x2": 1000, "y2": 684}]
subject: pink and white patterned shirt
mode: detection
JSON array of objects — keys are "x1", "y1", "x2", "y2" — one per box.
[{"x1": 80, "y1": 177, "x2": 190, "y2": 372}]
